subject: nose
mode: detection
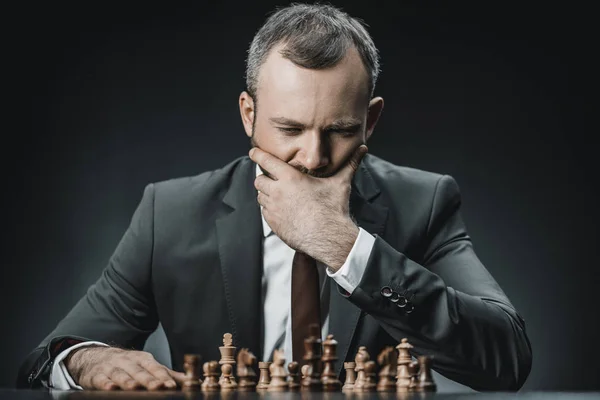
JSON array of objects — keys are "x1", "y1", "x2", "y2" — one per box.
[{"x1": 300, "y1": 132, "x2": 330, "y2": 171}]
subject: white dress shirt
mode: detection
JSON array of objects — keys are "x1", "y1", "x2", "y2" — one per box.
[{"x1": 48, "y1": 163, "x2": 376, "y2": 389}]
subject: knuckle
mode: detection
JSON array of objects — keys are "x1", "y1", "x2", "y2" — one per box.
[
  {"x1": 148, "y1": 379, "x2": 162, "y2": 389},
  {"x1": 136, "y1": 357, "x2": 153, "y2": 367},
  {"x1": 141, "y1": 351, "x2": 155, "y2": 361},
  {"x1": 133, "y1": 369, "x2": 152, "y2": 382},
  {"x1": 128, "y1": 379, "x2": 142, "y2": 389},
  {"x1": 140, "y1": 359, "x2": 159, "y2": 370},
  {"x1": 109, "y1": 366, "x2": 126, "y2": 379},
  {"x1": 91, "y1": 375, "x2": 106, "y2": 389},
  {"x1": 131, "y1": 350, "x2": 147, "y2": 358}
]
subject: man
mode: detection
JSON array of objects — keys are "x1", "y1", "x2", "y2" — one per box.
[{"x1": 16, "y1": 3, "x2": 532, "y2": 392}]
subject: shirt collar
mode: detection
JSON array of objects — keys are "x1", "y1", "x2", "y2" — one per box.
[{"x1": 256, "y1": 163, "x2": 273, "y2": 237}]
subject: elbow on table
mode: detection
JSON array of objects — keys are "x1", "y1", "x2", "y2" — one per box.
[
  {"x1": 482, "y1": 334, "x2": 533, "y2": 391},
  {"x1": 510, "y1": 337, "x2": 533, "y2": 391}
]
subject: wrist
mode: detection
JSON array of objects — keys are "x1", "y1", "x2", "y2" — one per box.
[
  {"x1": 65, "y1": 345, "x2": 107, "y2": 383},
  {"x1": 319, "y1": 218, "x2": 359, "y2": 272}
]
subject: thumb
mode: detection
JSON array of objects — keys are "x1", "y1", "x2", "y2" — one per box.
[
  {"x1": 339, "y1": 144, "x2": 368, "y2": 181},
  {"x1": 168, "y1": 369, "x2": 187, "y2": 386}
]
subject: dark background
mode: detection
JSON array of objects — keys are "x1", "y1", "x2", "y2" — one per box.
[{"x1": 3, "y1": 0, "x2": 597, "y2": 391}]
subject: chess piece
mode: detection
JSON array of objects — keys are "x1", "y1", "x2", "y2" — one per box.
[
  {"x1": 201, "y1": 361, "x2": 221, "y2": 392},
  {"x1": 352, "y1": 346, "x2": 370, "y2": 392},
  {"x1": 342, "y1": 362, "x2": 356, "y2": 392},
  {"x1": 407, "y1": 360, "x2": 419, "y2": 392},
  {"x1": 301, "y1": 323, "x2": 323, "y2": 391},
  {"x1": 220, "y1": 364, "x2": 236, "y2": 391},
  {"x1": 182, "y1": 354, "x2": 202, "y2": 391},
  {"x1": 268, "y1": 349, "x2": 288, "y2": 391},
  {"x1": 376, "y1": 346, "x2": 397, "y2": 392},
  {"x1": 321, "y1": 334, "x2": 342, "y2": 391},
  {"x1": 361, "y1": 361, "x2": 377, "y2": 392},
  {"x1": 396, "y1": 338, "x2": 413, "y2": 392},
  {"x1": 301, "y1": 364, "x2": 310, "y2": 381},
  {"x1": 287, "y1": 361, "x2": 301, "y2": 390},
  {"x1": 416, "y1": 355, "x2": 436, "y2": 392},
  {"x1": 256, "y1": 361, "x2": 271, "y2": 391},
  {"x1": 236, "y1": 348, "x2": 257, "y2": 391},
  {"x1": 219, "y1": 333, "x2": 237, "y2": 387}
]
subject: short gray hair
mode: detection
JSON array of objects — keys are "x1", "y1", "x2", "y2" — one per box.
[{"x1": 245, "y1": 2, "x2": 381, "y2": 100}]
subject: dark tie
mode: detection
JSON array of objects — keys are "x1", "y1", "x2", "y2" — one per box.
[{"x1": 291, "y1": 251, "x2": 321, "y2": 362}]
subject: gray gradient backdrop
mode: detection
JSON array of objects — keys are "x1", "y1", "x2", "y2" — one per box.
[{"x1": 3, "y1": 0, "x2": 597, "y2": 391}]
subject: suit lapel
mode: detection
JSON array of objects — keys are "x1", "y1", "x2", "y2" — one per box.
[
  {"x1": 329, "y1": 157, "x2": 388, "y2": 376},
  {"x1": 215, "y1": 158, "x2": 263, "y2": 358}
]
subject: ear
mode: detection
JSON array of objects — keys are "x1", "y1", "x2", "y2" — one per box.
[
  {"x1": 239, "y1": 91, "x2": 255, "y2": 138},
  {"x1": 365, "y1": 96, "x2": 384, "y2": 141}
]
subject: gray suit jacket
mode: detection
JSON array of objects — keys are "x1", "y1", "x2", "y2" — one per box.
[{"x1": 17, "y1": 154, "x2": 532, "y2": 390}]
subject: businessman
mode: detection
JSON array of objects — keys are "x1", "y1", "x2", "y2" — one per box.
[{"x1": 17, "y1": 2, "x2": 532, "y2": 392}]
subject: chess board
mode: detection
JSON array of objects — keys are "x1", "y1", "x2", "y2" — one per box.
[{"x1": 177, "y1": 325, "x2": 435, "y2": 394}]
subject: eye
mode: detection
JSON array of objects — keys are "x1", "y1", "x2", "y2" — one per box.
[
  {"x1": 277, "y1": 127, "x2": 302, "y2": 134},
  {"x1": 328, "y1": 129, "x2": 356, "y2": 137}
]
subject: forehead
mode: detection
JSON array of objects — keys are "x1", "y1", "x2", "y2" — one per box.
[{"x1": 256, "y1": 44, "x2": 370, "y2": 120}]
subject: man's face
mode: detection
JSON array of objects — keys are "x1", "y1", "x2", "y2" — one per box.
[{"x1": 240, "y1": 44, "x2": 383, "y2": 178}]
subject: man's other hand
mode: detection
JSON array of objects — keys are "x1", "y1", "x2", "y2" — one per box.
[{"x1": 65, "y1": 346, "x2": 186, "y2": 390}]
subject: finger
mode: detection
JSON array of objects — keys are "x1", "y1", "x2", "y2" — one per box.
[
  {"x1": 90, "y1": 372, "x2": 119, "y2": 391},
  {"x1": 125, "y1": 362, "x2": 166, "y2": 390},
  {"x1": 167, "y1": 369, "x2": 187, "y2": 387},
  {"x1": 146, "y1": 364, "x2": 178, "y2": 390},
  {"x1": 262, "y1": 207, "x2": 273, "y2": 222},
  {"x1": 254, "y1": 174, "x2": 273, "y2": 195},
  {"x1": 107, "y1": 367, "x2": 142, "y2": 390},
  {"x1": 249, "y1": 147, "x2": 293, "y2": 180},
  {"x1": 338, "y1": 145, "x2": 368, "y2": 182},
  {"x1": 257, "y1": 192, "x2": 271, "y2": 209}
]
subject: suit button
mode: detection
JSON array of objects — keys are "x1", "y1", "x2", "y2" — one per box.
[
  {"x1": 380, "y1": 286, "x2": 393, "y2": 298},
  {"x1": 390, "y1": 292, "x2": 400, "y2": 302},
  {"x1": 405, "y1": 303, "x2": 415, "y2": 314},
  {"x1": 28, "y1": 370, "x2": 36, "y2": 383},
  {"x1": 395, "y1": 296, "x2": 408, "y2": 307}
]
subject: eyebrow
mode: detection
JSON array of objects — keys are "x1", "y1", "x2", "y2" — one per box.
[{"x1": 269, "y1": 117, "x2": 362, "y2": 131}]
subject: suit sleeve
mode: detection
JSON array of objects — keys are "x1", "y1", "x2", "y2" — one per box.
[
  {"x1": 345, "y1": 175, "x2": 532, "y2": 391},
  {"x1": 16, "y1": 184, "x2": 159, "y2": 388}
]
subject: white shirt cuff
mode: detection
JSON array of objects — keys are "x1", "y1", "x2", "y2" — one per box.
[
  {"x1": 326, "y1": 227, "x2": 375, "y2": 295},
  {"x1": 50, "y1": 341, "x2": 109, "y2": 390}
]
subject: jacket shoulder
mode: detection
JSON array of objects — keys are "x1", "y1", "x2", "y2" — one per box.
[
  {"x1": 363, "y1": 154, "x2": 450, "y2": 192},
  {"x1": 149, "y1": 156, "x2": 247, "y2": 209},
  {"x1": 361, "y1": 154, "x2": 462, "y2": 241}
]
